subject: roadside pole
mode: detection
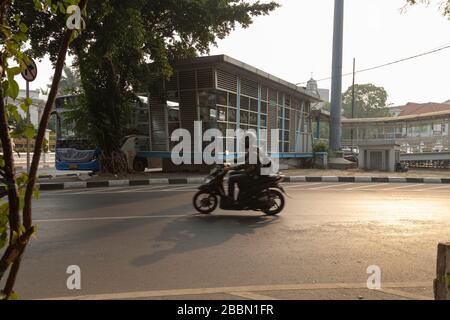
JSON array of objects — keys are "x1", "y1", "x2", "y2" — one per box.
[
  {"x1": 21, "y1": 56, "x2": 38, "y2": 173},
  {"x1": 434, "y1": 243, "x2": 450, "y2": 300},
  {"x1": 26, "y1": 80, "x2": 30, "y2": 172},
  {"x1": 350, "y1": 58, "x2": 356, "y2": 153}
]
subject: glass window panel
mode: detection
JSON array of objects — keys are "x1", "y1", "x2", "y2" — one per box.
[
  {"x1": 218, "y1": 122, "x2": 227, "y2": 136},
  {"x1": 250, "y1": 112, "x2": 258, "y2": 126},
  {"x1": 240, "y1": 96, "x2": 249, "y2": 110},
  {"x1": 278, "y1": 93, "x2": 283, "y2": 105},
  {"x1": 198, "y1": 91, "x2": 215, "y2": 107},
  {"x1": 200, "y1": 106, "x2": 217, "y2": 122},
  {"x1": 240, "y1": 110, "x2": 249, "y2": 125},
  {"x1": 218, "y1": 106, "x2": 227, "y2": 122},
  {"x1": 228, "y1": 108, "x2": 236, "y2": 122},
  {"x1": 261, "y1": 102, "x2": 268, "y2": 114},
  {"x1": 250, "y1": 99, "x2": 258, "y2": 112},
  {"x1": 285, "y1": 108, "x2": 290, "y2": 120},
  {"x1": 229, "y1": 93, "x2": 237, "y2": 108},
  {"x1": 260, "y1": 114, "x2": 267, "y2": 128},
  {"x1": 285, "y1": 96, "x2": 291, "y2": 108},
  {"x1": 216, "y1": 90, "x2": 228, "y2": 106}
]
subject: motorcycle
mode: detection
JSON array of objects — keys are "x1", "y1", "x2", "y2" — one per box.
[{"x1": 192, "y1": 165, "x2": 287, "y2": 216}]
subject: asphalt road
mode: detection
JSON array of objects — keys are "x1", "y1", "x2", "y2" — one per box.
[{"x1": 12, "y1": 182, "x2": 450, "y2": 300}]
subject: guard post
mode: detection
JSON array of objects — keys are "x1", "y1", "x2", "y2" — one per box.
[{"x1": 434, "y1": 243, "x2": 450, "y2": 300}]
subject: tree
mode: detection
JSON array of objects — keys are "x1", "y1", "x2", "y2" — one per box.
[
  {"x1": 43, "y1": 65, "x2": 81, "y2": 95},
  {"x1": 0, "y1": 0, "x2": 87, "y2": 299},
  {"x1": 342, "y1": 84, "x2": 391, "y2": 119},
  {"x1": 405, "y1": 0, "x2": 450, "y2": 17},
  {"x1": 15, "y1": 0, "x2": 280, "y2": 173}
]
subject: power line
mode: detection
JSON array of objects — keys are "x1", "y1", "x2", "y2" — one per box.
[{"x1": 296, "y1": 43, "x2": 450, "y2": 86}]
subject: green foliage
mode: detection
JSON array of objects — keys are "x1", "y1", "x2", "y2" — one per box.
[
  {"x1": 342, "y1": 84, "x2": 391, "y2": 119},
  {"x1": 313, "y1": 141, "x2": 329, "y2": 153},
  {"x1": 405, "y1": 0, "x2": 450, "y2": 17},
  {"x1": 1, "y1": 0, "x2": 78, "y2": 299},
  {"x1": 14, "y1": 0, "x2": 280, "y2": 167}
]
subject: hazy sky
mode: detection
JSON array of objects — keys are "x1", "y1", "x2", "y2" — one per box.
[{"x1": 19, "y1": 0, "x2": 450, "y2": 106}]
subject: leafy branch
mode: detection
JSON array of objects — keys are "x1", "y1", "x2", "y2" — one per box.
[{"x1": 0, "y1": 0, "x2": 87, "y2": 299}]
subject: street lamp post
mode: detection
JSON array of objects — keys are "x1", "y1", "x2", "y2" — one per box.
[{"x1": 329, "y1": 0, "x2": 345, "y2": 153}]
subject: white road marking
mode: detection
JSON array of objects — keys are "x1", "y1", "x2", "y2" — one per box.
[
  {"x1": 160, "y1": 185, "x2": 198, "y2": 191},
  {"x1": 85, "y1": 187, "x2": 136, "y2": 194},
  {"x1": 306, "y1": 183, "x2": 353, "y2": 190},
  {"x1": 376, "y1": 288, "x2": 432, "y2": 300},
  {"x1": 114, "y1": 185, "x2": 170, "y2": 193},
  {"x1": 416, "y1": 185, "x2": 450, "y2": 192},
  {"x1": 34, "y1": 214, "x2": 188, "y2": 223},
  {"x1": 228, "y1": 291, "x2": 279, "y2": 300},
  {"x1": 41, "y1": 183, "x2": 450, "y2": 196},
  {"x1": 379, "y1": 184, "x2": 425, "y2": 191},
  {"x1": 344, "y1": 183, "x2": 389, "y2": 191},
  {"x1": 285, "y1": 183, "x2": 323, "y2": 189},
  {"x1": 45, "y1": 187, "x2": 111, "y2": 195},
  {"x1": 39, "y1": 281, "x2": 432, "y2": 300}
]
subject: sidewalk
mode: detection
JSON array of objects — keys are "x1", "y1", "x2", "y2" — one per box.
[
  {"x1": 13, "y1": 152, "x2": 55, "y2": 170},
  {"x1": 44, "y1": 281, "x2": 433, "y2": 300},
  {"x1": 31, "y1": 168, "x2": 450, "y2": 191}
]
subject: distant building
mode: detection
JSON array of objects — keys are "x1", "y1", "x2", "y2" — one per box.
[
  {"x1": 389, "y1": 101, "x2": 450, "y2": 117},
  {"x1": 306, "y1": 78, "x2": 330, "y2": 110},
  {"x1": 155, "y1": 55, "x2": 322, "y2": 171},
  {"x1": 7, "y1": 89, "x2": 47, "y2": 126}
]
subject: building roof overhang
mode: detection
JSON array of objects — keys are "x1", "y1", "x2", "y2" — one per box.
[
  {"x1": 342, "y1": 109, "x2": 450, "y2": 126},
  {"x1": 174, "y1": 55, "x2": 322, "y2": 103}
]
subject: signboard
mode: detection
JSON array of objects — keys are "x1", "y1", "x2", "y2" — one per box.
[{"x1": 21, "y1": 58, "x2": 38, "y2": 82}]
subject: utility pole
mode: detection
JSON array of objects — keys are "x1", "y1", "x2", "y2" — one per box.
[
  {"x1": 351, "y1": 58, "x2": 356, "y2": 152},
  {"x1": 329, "y1": 0, "x2": 345, "y2": 153}
]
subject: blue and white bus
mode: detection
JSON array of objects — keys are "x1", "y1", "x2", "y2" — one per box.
[{"x1": 53, "y1": 95, "x2": 101, "y2": 171}]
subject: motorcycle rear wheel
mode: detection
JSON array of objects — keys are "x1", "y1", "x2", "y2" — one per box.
[
  {"x1": 193, "y1": 191, "x2": 218, "y2": 214},
  {"x1": 263, "y1": 189, "x2": 285, "y2": 216}
]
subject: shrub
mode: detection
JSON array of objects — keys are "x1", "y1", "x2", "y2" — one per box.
[{"x1": 313, "y1": 141, "x2": 329, "y2": 153}]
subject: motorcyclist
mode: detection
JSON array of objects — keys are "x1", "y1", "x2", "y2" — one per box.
[{"x1": 224, "y1": 134, "x2": 268, "y2": 203}]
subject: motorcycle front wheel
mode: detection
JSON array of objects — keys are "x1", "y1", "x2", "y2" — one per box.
[
  {"x1": 263, "y1": 189, "x2": 285, "y2": 216},
  {"x1": 193, "y1": 191, "x2": 218, "y2": 214}
]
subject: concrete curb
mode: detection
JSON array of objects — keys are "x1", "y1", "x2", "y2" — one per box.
[{"x1": 32, "y1": 176, "x2": 450, "y2": 191}]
